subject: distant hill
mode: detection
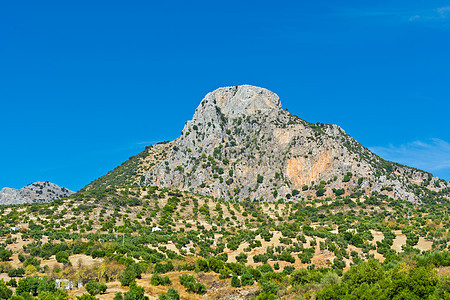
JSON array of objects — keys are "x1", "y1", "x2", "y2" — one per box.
[
  {"x1": 0, "y1": 181, "x2": 74, "y2": 205},
  {"x1": 83, "y1": 85, "x2": 449, "y2": 203}
]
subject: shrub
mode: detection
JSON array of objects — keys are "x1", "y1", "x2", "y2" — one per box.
[
  {"x1": 236, "y1": 253, "x2": 248, "y2": 264},
  {"x1": 0, "y1": 249, "x2": 12, "y2": 262},
  {"x1": 76, "y1": 294, "x2": 98, "y2": 300},
  {"x1": 123, "y1": 282, "x2": 146, "y2": 300},
  {"x1": 241, "y1": 272, "x2": 254, "y2": 286},
  {"x1": 119, "y1": 268, "x2": 136, "y2": 287},
  {"x1": 158, "y1": 288, "x2": 179, "y2": 300},
  {"x1": 85, "y1": 281, "x2": 100, "y2": 296},
  {"x1": 0, "y1": 279, "x2": 12, "y2": 300},
  {"x1": 55, "y1": 251, "x2": 70, "y2": 265},
  {"x1": 333, "y1": 188, "x2": 345, "y2": 196},
  {"x1": 16, "y1": 276, "x2": 40, "y2": 296},
  {"x1": 179, "y1": 275, "x2": 206, "y2": 294},
  {"x1": 98, "y1": 283, "x2": 107, "y2": 294},
  {"x1": 316, "y1": 188, "x2": 326, "y2": 197},
  {"x1": 342, "y1": 172, "x2": 352, "y2": 182},
  {"x1": 231, "y1": 275, "x2": 241, "y2": 287},
  {"x1": 154, "y1": 261, "x2": 174, "y2": 274},
  {"x1": 114, "y1": 292, "x2": 124, "y2": 300},
  {"x1": 150, "y1": 274, "x2": 171, "y2": 286}
]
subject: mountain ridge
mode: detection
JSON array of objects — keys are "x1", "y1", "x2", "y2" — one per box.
[
  {"x1": 83, "y1": 85, "x2": 449, "y2": 203},
  {"x1": 0, "y1": 181, "x2": 74, "y2": 205}
]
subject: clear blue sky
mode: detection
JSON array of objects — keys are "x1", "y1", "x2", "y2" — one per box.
[{"x1": 1, "y1": 1, "x2": 449, "y2": 191}]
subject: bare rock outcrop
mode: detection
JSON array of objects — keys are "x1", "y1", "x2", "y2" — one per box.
[{"x1": 0, "y1": 181, "x2": 74, "y2": 205}]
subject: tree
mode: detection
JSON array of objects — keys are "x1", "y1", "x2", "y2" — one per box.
[
  {"x1": 231, "y1": 276, "x2": 241, "y2": 288},
  {"x1": 124, "y1": 282, "x2": 147, "y2": 300},
  {"x1": 236, "y1": 253, "x2": 248, "y2": 264},
  {"x1": 0, "y1": 249, "x2": 12, "y2": 262},
  {"x1": 77, "y1": 294, "x2": 98, "y2": 300},
  {"x1": 84, "y1": 281, "x2": 99, "y2": 296},
  {"x1": 241, "y1": 272, "x2": 254, "y2": 286},
  {"x1": 114, "y1": 292, "x2": 123, "y2": 300},
  {"x1": 291, "y1": 269, "x2": 310, "y2": 286},
  {"x1": 333, "y1": 188, "x2": 345, "y2": 196},
  {"x1": 98, "y1": 283, "x2": 107, "y2": 294},
  {"x1": 37, "y1": 290, "x2": 67, "y2": 300},
  {"x1": 55, "y1": 251, "x2": 70, "y2": 265},
  {"x1": 343, "y1": 259, "x2": 384, "y2": 287},
  {"x1": 158, "y1": 288, "x2": 179, "y2": 300},
  {"x1": 257, "y1": 175, "x2": 264, "y2": 183},
  {"x1": 0, "y1": 279, "x2": 12, "y2": 300},
  {"x1": 120, "y1": 267, "x2": 136, "y2": 287},
  {"x1": 165, "y1": 288, "x2": 179, "y2": 300},
  {"x1": 316, "y1": 188, "x2": 326, "y2": 197},
  {"x1": 178, "y1": 275, "x2": 206, "y2": 294},
  {"x1": 37, "y1": 279, "x2": 55, "y2": 294},
  {"x1": 150, "y1": 274, "x2": 171, "y2": 286},
  {"x1": 16, "y1": 276, "x2": 40, "y2": 296}
]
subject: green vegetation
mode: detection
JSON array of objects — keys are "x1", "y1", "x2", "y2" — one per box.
[{"x1": 0, "y1": 180, "x2": 447, "y2": 299}]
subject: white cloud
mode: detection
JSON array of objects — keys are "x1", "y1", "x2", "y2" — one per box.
[{"x1": 370, "y1": 138, "x2": 450, "y2": 180}]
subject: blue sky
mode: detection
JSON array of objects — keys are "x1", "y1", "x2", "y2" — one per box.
[{"x1": 1, "y1": 1, "x2": 449, "y2": 191}]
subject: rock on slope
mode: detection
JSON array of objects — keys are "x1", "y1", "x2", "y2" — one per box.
[
  {"x1": 145, "y1": 85, "x2": 448, "y2": 202},
  {"x1": 0, "y1": 182, "x2": 74, "y2": 205}
]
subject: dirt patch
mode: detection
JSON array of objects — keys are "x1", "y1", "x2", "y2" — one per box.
[
  {"x1": 369, "y1": 230, "x2": 384, "y2": 245},
  {"x1": 415, "y1": 237, "x2": 432, "y2": 252},
  {"x1": 392, "y1": 230, "x2": 407, "y2": 253},
  {"x1": 41, "y1": 254, "x2": 105, "y2": 270}
]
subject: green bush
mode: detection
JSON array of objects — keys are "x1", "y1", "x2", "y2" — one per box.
[
  {"x1": 84, "y1": 281, "x2": 100, "y2": 296},
  {"x1": 84, "y1": 281, "x2": 107, "y2": 296},
  {"x1": 178, "y1": 275, "x2": 206, "y2": 294},
  {"x1": 123, "y1": 282, "x2": 147, "y2": 300},
  {"x1": 150, "y1": 274, "x2": 171, "y2": 286},
  {"x1": 0, "y1": 249, "x2": 12, "y2": 262},
  {"x1": 316, "y1": 188, "x2": 326, "y2": 197},
  {"x1": 55, "y1": 251, "x2": 70, "y2": 265},
  {"x1": 241, "y1": 272, "x2": 254, "y2": 286},
  {"x1": 158, "y1": 288, "x2": 179, "y2": 300},
  {"x1": 231, "y1": 275, "x2": 241, "y2": 287}
]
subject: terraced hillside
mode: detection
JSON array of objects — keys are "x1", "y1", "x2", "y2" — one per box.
[{"x1": 0, "y1": 184, "x2": 448, "y2": 299}]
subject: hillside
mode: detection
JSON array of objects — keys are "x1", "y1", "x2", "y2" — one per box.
[
  {"x1": 0, "y1": 184, "x2": 448, "y2": 299},
  {"x1": 81, "y1": 141, "x2": 174, "y2": 193}
]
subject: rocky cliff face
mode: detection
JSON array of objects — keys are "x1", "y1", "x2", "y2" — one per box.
[
  {"x1": 0, "y1": 182, "x2": 74, "y2": 205},
  {"x1": 147, "y1": 85, "x2": 448, "y2": 202}
]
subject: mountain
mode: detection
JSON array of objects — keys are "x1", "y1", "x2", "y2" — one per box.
[
  {"x1": 82, "y1": 140, "x2": 174, "y2": 193},
  {"x1": 0, "y1": 181, "x2": 74, "y2": 205},
  {"x1": 83, "y1": 85, "x2": 449, "y2": 203}
]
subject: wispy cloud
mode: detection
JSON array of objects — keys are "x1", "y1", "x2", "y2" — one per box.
[
  {"x1": 370, "y1": 138, "x2": 450, "y2": 180},
  {"x1": 327, "y1": 5, "x2": 450, "y2": 28},
  {"x1": 408, "y1": 6, "x2": 450, "y2": 23}
]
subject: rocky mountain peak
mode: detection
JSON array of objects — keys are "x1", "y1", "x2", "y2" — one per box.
[
  {"x1": 0, "y1": 181, "x2": 74, "y2": 205},
  {"x1": 197, "y1": 85, "x2": 282, "y2": 119},
  {"x1": 144, "y1": 85, "x2": 448, "y2": 203}
]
